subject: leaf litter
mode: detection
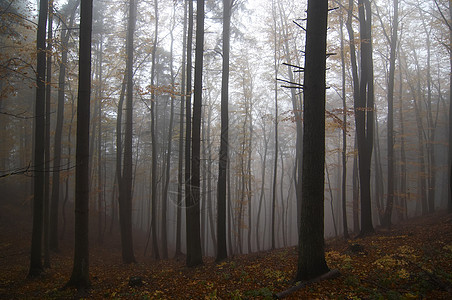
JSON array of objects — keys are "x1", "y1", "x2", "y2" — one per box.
[{"x1": 1, "y1": 206, "x2": 452, "y2": 299}]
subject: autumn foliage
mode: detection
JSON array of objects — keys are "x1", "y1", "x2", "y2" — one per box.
[{"x1": 1, "y1": 198, "x2": 452, "y2": 299}]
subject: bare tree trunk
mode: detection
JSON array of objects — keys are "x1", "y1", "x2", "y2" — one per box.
[
  {"x1": 66, "y1": 0, "x2": 92, "y2": 288},
  {"x1": 296, "y1": 0, "x2": 330, "y2": 281},
  {"x1": 118, "y1": 0, "x2": 137, "y2": 263},
  {"x1": 339, "y1": 6, "x2": 349, "y2": 238},
  {"x1": 271, "y1": 0, "x2": 279, "y2": 250},
  {"x1": 216, "y1": 0, "x2": 232, "y2": 262},
  {"x1": 28, "y1": 0, "x2": 48, "y2": 278},
  {"x1": 149, "y1": 0, "x2": 160, "y2": 260},
  {"x1": 184, "y1": 0, "x2": 194, "y2": 260},
  {"x1": 175, "y1": 0, "x2": 188, "y2": 258},
  {"x1": 382, "y1": 0, "x2": 399, "y2": 228},
  {"x1": 186, "y1": 0, "x2": 204, "y2": 267},
  {"x1": 43, "y1": 0, "x2": 54, "y2": 268},
  {"x1": 50, "y1": 1, "x2": 78, "y2": 251}
]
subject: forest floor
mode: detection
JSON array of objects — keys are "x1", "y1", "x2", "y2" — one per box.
[{"x1": 1, "y1": 198, "x2": 452, "y2": 299}]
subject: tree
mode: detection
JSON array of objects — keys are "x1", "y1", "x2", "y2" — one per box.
[
  {"x1": 338, "y1": 4, "x2": 349, "y2": 239},
  {"x1": 355, "y1": 0, "x2": 374, "y2": 235},
  {"x1": 28, "y1": 0, "x2": 48, "y2": 278},
  {"x1": 66, "y1": 0, "x2": 93, "y2": 289},
  {"x1": 49, "y1": 0, "x2": 78, "y2": 253},
  {"x1": 216, "y1": 0, "x2": 233, "y2": 263},
  {"x1": 296, "y1": 0, "x2": 330, "y2": 281},
  {"x1": 381, "y1": 0, "x2": 399, "y2": 228},
  {"x1": 175, "y1": 0, "x2": 188, "y2": 258},
  {"x1": 186, "y1": 0, "x2": 204, "y2": 267},
  {"x1": 149, "y1": 0, "x2": 160, "y2": 260},
  {"x1": 118, "y1": 0, "x2": 137, "y2": 264}
]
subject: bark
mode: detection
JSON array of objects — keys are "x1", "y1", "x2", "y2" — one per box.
[
  {"x1": 296, "y1": 0, "x2": 330, "y2": 281},
  {"x1": 339, "y1": 7, "x2": 349, "y2": 239},
  {"x1": 28, "y1": 0, "x2": 48, "y2": 278},
  {"x1": 66, "y1": 0, "x2": 92, "y2": 288},
  {"x1": 149, "y1": 0, "x2": 160, "y2": 260},
  {"x1": 382, "y1": 0, "x2": 399, "y2": 228},
  {"x1": 271, "y1": 0, "x2": 279, "y2": 251},
  {"x1": 448, "y1": 0, "x2": 452, "y2": 213},
  {"x1": 186, "y1": 0, "x2": 204, "y2": 267},
  {"x1": 43, "y1": 0, "x2": 53, "y2": 268},
  {"x1": 175, "y1": 0, "x2": 188, "y2": 258},
  {"x1": 50, "y1": 0, "x2": 78, "y2": 252},
  {"x1": 216, "y1": 0, "x2": 231, "y2": 262},
  {"x1": 161, "y1": 6, "x2": 177, "y2": 260},
  {"x1": 118, "y1": 0, "x2": 137, "y2": 263},
  {"x1": 356, "y1": 0, "x2": 374, "y2": 236}
]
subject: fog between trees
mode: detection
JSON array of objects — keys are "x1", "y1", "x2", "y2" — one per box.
[{"x1": 0, "y1": 0, "x2": 451, "y2": 280}]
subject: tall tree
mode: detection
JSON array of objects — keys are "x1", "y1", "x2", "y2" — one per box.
[
  {"x1": 186, "y1": 0, "x2": 204, "y2": 267},
  {"x1": 339, "y1": 4, "x2": 349, "y2": 239},
  {"x1": 382, "y1": 0, "x2": 399, "y2": 228},
  {"x1": 175, "y1": 0, "x2": 188, "y2": 258},
  {"x1": 118, "y1": 0, "x2": 137, "y2": 263},
  {"x1": 296, "y1": 0, "x2": 330, "y2": 281},
  {"x1": 28, "y1": 0, "x2": 48, "y2": 278},
  {"x1": 49, "y1": 0, "x2": 78, "y2": 253},
  {"x1": 149, "y1": 0, "x2": 160, "y2": 260},
  {"x1": 184, "y1": 0, "x2": 194, "y2": 262},
  {"x1": 216, "y1": 0, "x2": 233, "y2": 263},
  {"x1": 355, "y1": 0, "x2": 374, "y2": 235},
  {"x1": 271, "y1": 0, "x2": 279, "y2": 250},
  {"x1": 66, "y1": 0, "x2": 93, "y2": 289}
]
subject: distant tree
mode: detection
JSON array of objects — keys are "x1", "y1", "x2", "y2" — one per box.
[
  {"x1": 149, "y1": 0, "x2": 160, "y2": 260},
  {"x1": 28, "y1": 0, "x2": 48, "y2": 278},
  {"x1": 296, "y1": 0, "x2": 330, "y2": 281},
  {"x1": 175, "y1": 0, "x2": 188, "y2": 258},
  {"x1": 66, "y1": 0, "x2": 93, "y2": 289},
  {"x1": 49, "y1": 0, "x2": 78, "y2": 253}
]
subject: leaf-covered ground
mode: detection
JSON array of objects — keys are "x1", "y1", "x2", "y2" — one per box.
[{"x1": 1, "y1": 201, "x2": 452, "y2": 299}]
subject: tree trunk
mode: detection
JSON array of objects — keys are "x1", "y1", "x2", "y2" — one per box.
[
  {"x1": 216, "y1": 0, "x2": 231, "y2": 262},
  {"x1": 118, "y1": 0, "x2": 137, "y2": 264},
  {"x1": 66, "y1": 0, "x2": 92, "y2": 288},
  {"x1": 339, "y1": 7, "x2": 349, "y2": 239},
  {"x1": 43, "y1": 0, "x2": 54, "y2": 268},
  {"x1": 149, "y1": 0, "x2": 160, "y2": 260},
  {"x1": 175, "y1": 0, "x2": 188, "y2": 258},
  {"x1": 381, "y1": 0, "x2": 399, "y2": 228},
  {"x1": 186, "y1": 0, "x2": 204, "y2": 267},
  {"x1": 28, "y1": 0, "x2": 48, "y2": 278},
  {"x1": 356, "y1": 0, "x2": 374, "y2": 236},
  {"x1": 184, "y1": 0, "x2": 194, "y2": 260},
  {"x1": 50, "y1": 0, "x2": 78, "y2": 252},
  {"x1": 296, "y1": 0, "x2": 330, "y2": 281}
]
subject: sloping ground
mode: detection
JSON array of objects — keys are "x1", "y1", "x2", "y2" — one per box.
[{"x1": 1, "y1": 197, "x2": 452, "y2": 299}]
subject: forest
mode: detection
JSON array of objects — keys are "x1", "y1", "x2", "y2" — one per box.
[{"x1": 1, "y1": 0, "x2": 452, "y2": 298}]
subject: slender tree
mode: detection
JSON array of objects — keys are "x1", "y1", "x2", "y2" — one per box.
[
  {"x1": 186, "y1": 0, "x2": 204, "y2": 267},
  {"x1": 175, "y1": 0, "x2": 188, "y2": 258},
  {"x1": 49, "y1": 0, "x2": 78, "y2": 252},
  {"x1": 28, "y1": 0, "x2": 48, "y2": 278},
  {"x1": 382, "y1": 0, "x2": 399, "y2": 228},
  {"x1": 339, "y1": 5, "x2": 349, "y2": 239},
  {"x1": 296, "y1": 0, "x2": 330, "y2": 281},
  {"x1": 66, "y1": 0, "x2": 93, "y2": 289},
  {"x1": 118, "y1": 0, "x2": 137, "y2": 263},
  {"x1": 150, "y1": 0, "x2": 160, "y2": 260},
  {"x1": 216, "y1": 0, "x2": 232, "y2": 262}
]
